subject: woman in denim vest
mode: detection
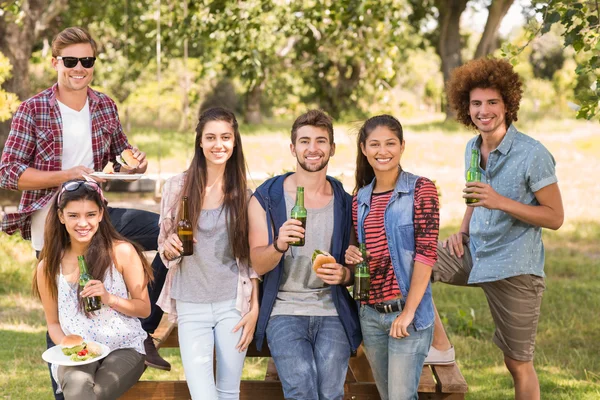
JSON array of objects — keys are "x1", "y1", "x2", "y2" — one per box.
[
  {"x1": 345, "y1": 115, "x2": 440, "y2": 400},
  {"x1": 157, "y1": 107, "x2": 259, "y2": 400}
]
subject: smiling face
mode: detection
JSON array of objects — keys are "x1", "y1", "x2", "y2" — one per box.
[
  {"x1": 469, "y1": 88, "x2": 507, "y2": 137},
  {"x1": 291, "y1": 125, "x2": 335, "y2": 173},
  {"x1": 58, "y1": 199, "x2": 103, "y2": 246},
  {"x1": 52, "y1": 43, "x2": 95, "y2": 95},
  {"x1": 360, "y1": 125, "x2": 405, "y2": 175},
  {"x1": 200, "y1": 120, "x2": 236, "y2": 166}
]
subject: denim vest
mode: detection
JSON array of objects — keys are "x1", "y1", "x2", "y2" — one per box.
[
  {"x1": 355, "y1": 170, "x2": 434, "y2": 331},
  {"x1": 253, "y1": 172, "x2": 362, "y2": 352}
]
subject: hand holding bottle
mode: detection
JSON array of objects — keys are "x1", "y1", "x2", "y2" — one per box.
[
  {"x1": 163, "y1": 232, "x2": 197, "y2": 260},
  {"x1": 80, "y1": 279, "x2": 110, "y2": 305},
  {"x1": 276, "y1": 219, "x2": 305, "y2": 250}
]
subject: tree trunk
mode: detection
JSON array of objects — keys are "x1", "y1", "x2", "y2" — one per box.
[
  {"x1": 316, "y1": 61, "x2": 362, "y2": 119},
  {"x1": 474, "y1": 0, "x2": 515, "y2": 59},
  {"x1": 0, "y1": 0, "x2": 69, "y2": 148},
  {"x1": 245, "y1": 82, "x2": 264, "y2": 124},
  {"x1": 435, "y1": 0, "x2": 468, "y2": 121}
]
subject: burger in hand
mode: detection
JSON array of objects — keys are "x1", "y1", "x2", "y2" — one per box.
[
  {"x1": 311, "y1": 250, "x2": 336, "y2": 273},
  {"x1": 60, "y1": 335, "x2": 85, "y2": 356},
  {"x1": 117, "y1": 149, "x2": 140, "y2": 171}
]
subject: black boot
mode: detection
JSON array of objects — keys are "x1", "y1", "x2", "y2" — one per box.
[{"x1": 144, "y1": 335, "x2": 171, "y2": 371}]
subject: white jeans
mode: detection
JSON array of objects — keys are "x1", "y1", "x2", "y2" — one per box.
[{"x1": 176, "y1": 298, "x2": 247, "y2": 400}]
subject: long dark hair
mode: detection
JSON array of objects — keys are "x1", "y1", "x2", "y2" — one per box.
[
  {"x1": 33, "y1": 181, "x2": 153, "y2": 307},
  {"x1": 178, "y1": 107, "x2": 249, "y2": 261},
  {"x1": 354, "y1": 114, "x2": 404, "y2": 194}
]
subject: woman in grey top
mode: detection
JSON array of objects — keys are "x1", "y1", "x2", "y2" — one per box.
[{"x1": 157, "y1": 107, "x2": 259, "y2": 400}]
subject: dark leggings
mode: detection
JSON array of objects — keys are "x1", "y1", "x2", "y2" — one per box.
[{"x1": 43, "y1": 207, "x2": 167, "y2": 400}]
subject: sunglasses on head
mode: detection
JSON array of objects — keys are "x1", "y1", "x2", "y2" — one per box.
[
  {"x1": 56, "y1": 56, "x2": 96, "y2": 68},
  {"x1": 58, "y1": 180, "x2": 105, "y2": 204}
]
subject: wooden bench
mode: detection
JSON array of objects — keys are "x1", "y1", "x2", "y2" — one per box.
[{"x1": 121, "y1": 316, "x2": 467, "y2": 399}]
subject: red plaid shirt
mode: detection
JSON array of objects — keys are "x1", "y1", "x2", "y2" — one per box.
[{"x1": 0, "y1": 84, "x2": 130, "y2": 240}]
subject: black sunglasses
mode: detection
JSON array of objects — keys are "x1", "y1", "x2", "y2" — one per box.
[{"x1": 56, "y1": 56, "x2": 96, "y2": 68}]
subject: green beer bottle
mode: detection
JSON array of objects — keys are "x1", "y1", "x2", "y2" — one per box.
[
  {"x1": 466, "y1": 148, "x2": 481, "y2": 205},
  {"x1": 178, "y1": 196, "x2": 194, "y2": 256},
  {"x1": 289, "y1": 186, "x2": 307, "y2": 247},
  {"x1": 77, "y1": 255, "x2": 102, "y2": 312},
  {"x1": 353, "y1": 243, "x2": 370, "y2": 301}
]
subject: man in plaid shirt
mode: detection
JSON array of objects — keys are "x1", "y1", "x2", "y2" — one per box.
[{"x1": 0, "y1": 27, "x2": 170, "y2": 398}]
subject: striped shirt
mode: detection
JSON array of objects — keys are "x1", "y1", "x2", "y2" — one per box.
[{"x1": 352, "y1": 177, "x2": 439, "y2": 303}]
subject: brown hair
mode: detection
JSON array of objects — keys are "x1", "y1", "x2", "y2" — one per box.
[
  {"x1": 447, "y1": 58, "x2": 523, "y2": 129},
  {"x1": 291, "y1": 109, "x2": 334, "y2": 144},
  {"x1": 354, "y1": 115, "x2": 404, "y2": 194},
  {"x1": 51, "y1": 27, "x2": 98, "y2": 57},
  {"x1": 178, "y1": 107, "x2": 249, "y2": 261},
  {"x1": 33, "y1": 182, "x2": 153, "y2": 313}
]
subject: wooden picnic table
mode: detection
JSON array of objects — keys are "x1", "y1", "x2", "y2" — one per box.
[{"x1": 121, "y1": 315, "x2": 468, "y2": 400}]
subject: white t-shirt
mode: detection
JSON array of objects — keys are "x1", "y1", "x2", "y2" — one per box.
[{"x1": 30, "y1": 99, "x2": 94, "y2": 251}]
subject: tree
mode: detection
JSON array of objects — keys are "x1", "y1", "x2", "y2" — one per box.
[
  {"x1": 408, "y1": 0, "x2": 515, "y2": 119},
  {"x1": 294, "y1": 0, "x2": 420, "y2": 119},
  {"x1": 541, "y1": 0, "x2": 599, "y2": 120},
  {"x1": 0, "y1": 52, "x2": 20, "y2": 121},
  {"x1": 0, "y1": 0, "x2": 69, "y2": 147},
  {"x1": 501, "y1": 0, "x2": 599, "y2": 121}
]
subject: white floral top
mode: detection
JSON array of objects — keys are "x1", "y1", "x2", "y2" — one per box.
[{"x1": 51, "y1": 263, "x2": 146, "y2": 392}]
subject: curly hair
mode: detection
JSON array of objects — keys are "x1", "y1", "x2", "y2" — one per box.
[{"x1": 447, "y1": 58, "x2": 523, "y2": 129}]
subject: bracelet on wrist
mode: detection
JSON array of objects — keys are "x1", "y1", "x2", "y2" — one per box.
[
  {"x1": 272, "y1": 237, "x2": 288, "y2": 254},
  {"x1": 340, "y1": 267, "x2": 347, "y2": 285}
]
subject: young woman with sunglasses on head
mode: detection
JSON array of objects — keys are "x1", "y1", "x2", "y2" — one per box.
[
  {"x1": 345, "y1": 115, "x2": 440, "y2": 400},
  {"x1": 34, "y1": 180, "x2": 154, "y2": 399},
  {"x1": 156, "y1": 107, "x2": 259, "y2": 400}
]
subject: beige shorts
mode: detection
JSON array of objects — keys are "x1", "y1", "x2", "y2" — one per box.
[{"x1": 432, "y1": 240, "x2": 545, "y2": 362}]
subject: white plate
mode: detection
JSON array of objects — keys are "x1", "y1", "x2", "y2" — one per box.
[
  {"x1": 89, "y1": 172, "x2": 144, "y2": 181},
  {"x1": 42, "y1": 342, "x2": 111, "y2": 366}
]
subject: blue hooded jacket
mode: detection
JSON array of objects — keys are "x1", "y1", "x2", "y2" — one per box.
[{"x1": 252, "y1": 172, "x2": 362, "y2": 352}]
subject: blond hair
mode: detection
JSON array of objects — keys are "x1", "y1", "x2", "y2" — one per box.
[{"x1": 51, "y1": 27, "x2": 97, "y2": 57}]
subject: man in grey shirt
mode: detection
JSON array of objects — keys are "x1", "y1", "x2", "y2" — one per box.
[{"x1": 249, "y1": 110, "x2": 361, "y2": 399}]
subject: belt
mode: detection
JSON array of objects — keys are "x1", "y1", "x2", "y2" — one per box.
[{"x1": 366, "y1": 302, "x2": 402, "y2": 313}]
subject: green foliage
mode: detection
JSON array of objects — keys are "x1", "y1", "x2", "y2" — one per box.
[
  {"x1": 530, "y1": 31, "x2": 566, "y2": 80},
  {"x1": 440, "y1": 308, "x2": 485, "y2": 339},
  {"x1": 509, "y1": 0, "x2": 600, "y2": 121},
  {"x1": 0, "y1": 52, "x2": 20, "y2": 121}
]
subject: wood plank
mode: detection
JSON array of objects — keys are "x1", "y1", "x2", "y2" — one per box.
[
  {"x1": 240, "y1": 381, "x2": 284, "y2": 399},
  {"x1": 431, "y1": 364, "x2": 468, "y2": 394},
  {"x1": 343, "y1": 382, "x2": 381, "y2": 399},
  {"x1": 122, "y1": 381, "x2": 383, "y2": 400},
  {"x1": 264, "y1": 358, "x2": 279, "y2": 381},
  {"x1": 120, "y1": 381, "x2": 190, "y2": 400},
  {"x1": 348, "y1": 345, "x2": 375, "y2": 382},
  {"x1": 152, "y1": 316, "x2": 177, "y2": 349},
  {"x1": 419, "y1": 365, "x2": 437, "y2": 393}
]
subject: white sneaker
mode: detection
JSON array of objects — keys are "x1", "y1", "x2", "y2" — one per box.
[{"x1": 424, "y1": 345, "x2": 455, "y2": 365}]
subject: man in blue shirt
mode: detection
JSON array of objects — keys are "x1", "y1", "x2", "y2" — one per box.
[
  {"x1": 248, "y1": 110, "x2": 361, "y2": 399},
  {"x1": 426, "y1": 58, "x2": 564, "y2": 400}
]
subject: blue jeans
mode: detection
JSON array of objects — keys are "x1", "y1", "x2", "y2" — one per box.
[
  {"x1": 176, "y1": 298, "x2": 247, "y2": 400},
  {"x1": 360, "y1": 301, "x2": 433, "y2": 400},
  {"x1": 266, "y1": 315, "x2": 351, "y2": 400}
]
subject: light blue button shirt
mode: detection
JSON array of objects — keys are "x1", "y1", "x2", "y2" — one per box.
[{"x1": 466, "y1": 124, "x2": 558, "y2": 284}]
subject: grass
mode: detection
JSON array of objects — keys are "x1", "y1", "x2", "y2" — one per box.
[
  {"x1": 1, "y1": 223, "x2": 599, "y2": 399},
  {"x1": 1, "y1": 117, "x2": 599, "y2": 398}
]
